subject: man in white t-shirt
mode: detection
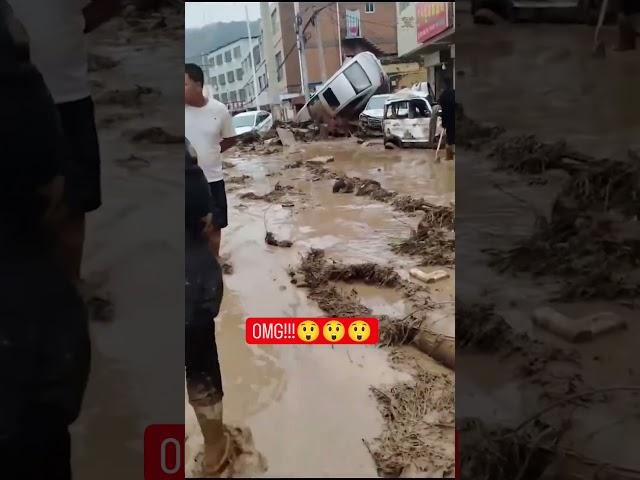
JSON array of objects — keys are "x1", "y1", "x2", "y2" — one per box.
[
  {"x1": 7, "y1": 0, "x2": 121, "y2": 284},
  {"x1": 185, "y1": 63, "x2": 236, "y2": 260}
]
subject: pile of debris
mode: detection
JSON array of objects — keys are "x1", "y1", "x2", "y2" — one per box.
[
  {"x1": 368, "y1": 371, "x2": 455, "y2": 478},
  {"x1": 490, "y1": 134, "x2": 570, "y2": 174},
  {"x1": 487, "y1": 148, "x2": 640, "y2": 300},
  {"x1": 393, "y1": 214, "x2": 455, "y2": 267},
  {"x1": 234, "y1": 131, "x2": 283, "y2": 155}
]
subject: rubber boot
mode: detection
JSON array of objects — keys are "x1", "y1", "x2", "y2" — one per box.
[{"x1": 192, "y1": 400, "x2": 231, "y2": 476}]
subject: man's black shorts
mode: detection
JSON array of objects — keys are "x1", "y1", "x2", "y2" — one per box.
[
  {"x1": 57, "y1": 96, "x2": 101, "y2": 213},
  {"x1": 208, "y1": 179, "x2": 228, "y2": 229}
]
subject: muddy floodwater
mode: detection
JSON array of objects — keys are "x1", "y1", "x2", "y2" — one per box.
[{"x1": 185, "y1": 141, "x2": 455, "y2": 477}]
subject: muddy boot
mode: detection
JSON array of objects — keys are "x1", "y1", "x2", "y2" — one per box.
[{"x1": 192, "y1": 401, "x2": 232, "y2": 476}]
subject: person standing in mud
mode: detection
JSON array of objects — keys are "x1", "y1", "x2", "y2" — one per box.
[
  {"x1": 185, "y1": 63, "x2": 237, "y2": 260},
  {"x1": 7, "y1": 0, "x2": 121, "y2": 287},
  {"x1": 1, "y1": 4, "x2": 90, "y2": 478},
  {"x1": 185, "y1": 139, "x2": 232, "y2": 476},
  {"x1": 438, "y1": 76, "x2": 455, "y2": 161}
]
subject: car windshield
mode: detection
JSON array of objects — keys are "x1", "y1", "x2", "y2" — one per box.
[
  {"x1": 366, "y1": 96, "x2": 388, "y2": 110},
  {"x1": 233, "y1": 114, "x2": 255, "y2": 128}
]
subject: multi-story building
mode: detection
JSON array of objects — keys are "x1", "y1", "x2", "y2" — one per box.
[
  {"x1": 204, "y1": 35, "x2": 269, "y2": 113},
  {"x1": 397, "y1": 2, "x2": 455, "y2": 95},
  {"x1": 298, "y1": 2, "x2": 398, "y2": 92}
]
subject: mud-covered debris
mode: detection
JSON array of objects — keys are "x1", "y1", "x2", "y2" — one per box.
[
  {"x1": 236, "y1": 130, "x2": 262, "y2": 145},
  {"x1": 456, "y1": 304, "x2": 522, "y2": 353},
  {"x1": 378, "y1": 314, "x2": 423, "y2": 347},
  {"x1": 114, "y1": 154, "x2": 151, "y2": 171},
  {"x1": 488, "y1": 150, "x2": 640, "y2": 300},
  {"x1": 306, "y1": 162, "x2": 337, "y2": 179},
  {"x1": 393, "y1": 213, "x2": 455, "y2": 267},
  {"x1": 368, "y1": 371, "x2": 455, "y2": 477},
  {"x1": 333, "y1": 177, "x2": 355, "y2": 193},
  {"x1": 306, "y1": 156, "x2": 335, "y2": 165},
  {"x1": 299, "y1": 249, "x2": 401, "y2": 289},
  {"x1": 98, "y1": 111, "x2": 143, "y2": 128},
  {"x1": 130, "y1": 126, "x2": 182, "y2": 144},
  {"x1": 490, "y1": 134, "x2": 568, "y2": 174},
  {"x1": 285, "y1": 160, "x2": 304, "y2": 169},
  {"x1": 239, "y1": 182, "x2": 298, "y2": 203},
  {"x1": 222, "y1": 161, "x2": 235, "y2": 169},
  {"x1": 265, "y1": 231, "x2": 293, "y2": 248},
  {"x1": 88, "y1": 53, "x2": 120, "y2": 72},
  {"x1": 95, "y1": 85, "x2": 160, "y2": 106},
  {"x1": 227, "y1": 175, "x2": 251, "y2": 184},
  {"x1": 458, "y1": 418, "x2": 554, "y2": 480}
]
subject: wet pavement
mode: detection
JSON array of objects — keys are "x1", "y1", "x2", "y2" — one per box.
[{"x1": 185, "y1": 141, "x2": 455, "y2": 477}]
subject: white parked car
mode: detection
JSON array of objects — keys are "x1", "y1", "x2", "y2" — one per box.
[
  {"x1": 232, "y1": 110, "x2": 273, "y2": 136},
  {"x1": 359, "y1": 94, "x2": 391, "y2": 133},
  {"x1": 383, "y1": 91, "x2": 443, "y2": 149},
  {"x1": 296, "y1": 52, "x2": 390, "y2": 124}
]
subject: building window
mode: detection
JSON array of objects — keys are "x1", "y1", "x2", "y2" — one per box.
[
  {"x1": 216, "y1": 54, "x2": 223, "y2": 66},
  {"x1": 365, "y1": 3, "x2": 375, "y2": 13},
  {"x1": 275, "y1": 51, "x2": 283, "y2": 81},
  {"x1": 213, "y1": 94, "x2": 220, "y2": 101},
  {"x1": 252, "y1": 45, "x2": 261, "y2": 65},
  {"x1": 230, "y1": 90, "x2": 237, "y2": 102},
  {"x1": 211, "y1": 77, "x2": 217, "y2": 86},
  {"x1": 263, "y1": 74, "x2": 268, "y2": 88},
  {"x1": 221, "y1": 92, "x2": 228, "y2": 103},
  {"x1": 233, "y1": 46, "x2": 241, "y2": 59},
  {"x1": 225, "y1": 50, "x2": 232, "y2": 63},
  {"x1": 227, "y1": 71, "x2": 235, "y2": 83},
  {"x1": 236, "y1": 68, "x2": 244, "y2": 81},
  {"x1": 218, "y1": 74, "x2": 226, "y2": 86},
  {"x1": 258, "y1": 76, "x2": 263, "y2": 90},
  {"x1": 271, "y1": 10, "x2": 279, "y2": 35},
  {"x1": 239, "y1": 89, "x2": 246, "y2": 102}
]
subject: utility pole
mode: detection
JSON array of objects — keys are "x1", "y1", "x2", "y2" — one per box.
[
  {"x1": 260, "y1": 2, "x2": 281, "y2": 120},
  {"x1": 245, "y1": 4, "x2": 261, "y2": 111},
  {"x1": 314, "y1": 8, "x2": 328, "y2": 82},
  {"x1": 336, "y1": 2, "x2": 343, "y2": 66},
  {"x1": 294, "y1": 1, "x2": 311, "y2": 102}
]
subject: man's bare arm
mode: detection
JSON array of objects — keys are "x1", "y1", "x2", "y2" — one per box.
[
  {"x1": 83, "y1": 0, "x2": 121, "y2": 34},
  {"x1": 220, "y1": 136, "x2": 237, "y2": 154}
]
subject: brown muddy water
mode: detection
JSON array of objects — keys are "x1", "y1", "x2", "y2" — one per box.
[
  {"x1": 457, "y1": 5, "x2": 640, "y2": 474},
  {"x1": 185, "y1": 141, "x2": 455, "y2": 477}
]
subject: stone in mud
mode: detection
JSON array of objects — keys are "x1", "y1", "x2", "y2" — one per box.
[
  {"x1": 265, "y1": 231, "x2": 293, "y2": 248},
  {"x1": 129, "y1": 127, "x2": 182, "y2": 144},
  {"x1": 276, "y1": 127, "x2": 297, "y2": 147},
  {"x1": 410, "y1": 268, "x2": 449, "y2": 284},
  {"x1": 306, "y1": 155, "x2": 335, "y2": 165}
]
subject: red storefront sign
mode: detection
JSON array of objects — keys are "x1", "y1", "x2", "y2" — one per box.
[{"x1": 417, "y1": 2, "x2": 451, "y2": 43}]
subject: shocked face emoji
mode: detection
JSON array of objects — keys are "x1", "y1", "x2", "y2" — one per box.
[
  {"x1": 297, "y1": 320, "x2": 320, "y2": 343},
  {"x1": 348, "y1": 321, "x2": 371, "y2": 343},
  {"x1": 322, "y1": 320, "x2": 345, "y2": 342}
]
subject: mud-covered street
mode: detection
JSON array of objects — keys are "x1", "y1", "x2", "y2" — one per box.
[
  {"x1": 185, "y1": 139, "x2": 455, "y2": 477},
  {"x1": 456, "y1": 2, "x2": 640, "y2": 478}
]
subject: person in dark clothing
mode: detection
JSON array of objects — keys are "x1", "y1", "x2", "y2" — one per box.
[
  {"x1": 1, "y1": 4, "x2": 90, "y2": 479},
  {"x1": 185, "y1": 140, "x2": 230, "y2": 475},
  {"x1": 438, "y1": 76, "x2": 455, "y2": 161}
]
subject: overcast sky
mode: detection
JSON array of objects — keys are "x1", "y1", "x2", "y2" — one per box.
[{"x1": 185, "y1": 2, "x2": 262, "y2": 28}]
